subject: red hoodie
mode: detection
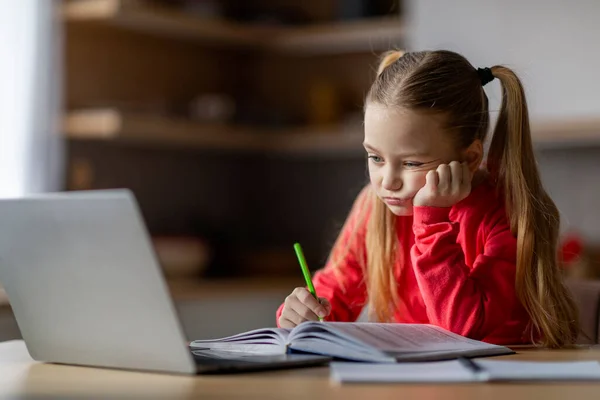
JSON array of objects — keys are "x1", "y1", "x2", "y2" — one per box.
[{"x1": 276, "y1": 178, "x2": 531, "y2": 345}]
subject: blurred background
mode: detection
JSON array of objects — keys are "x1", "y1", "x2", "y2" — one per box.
[{"x1": 0, "y1": 0, "x2": 599, "y2": 342}]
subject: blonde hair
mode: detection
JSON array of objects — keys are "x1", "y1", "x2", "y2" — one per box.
[{"x1": 338, "y1": 50, "x2": 578, "y2": 347}]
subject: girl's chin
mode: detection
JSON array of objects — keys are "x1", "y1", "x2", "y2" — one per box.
[{"x1": 386, "y1": 204, "x2": 414, "y2": 216}]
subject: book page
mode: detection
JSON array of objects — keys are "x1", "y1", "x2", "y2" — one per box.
[
  {"x1": 299, "y1": 322, "x2": 504, "y2": 352},
  {"x1": 289, "y1": 337, "x2": 395, "y2": 363},
  {"x1": 191, "y1": 343, "x2": 287, "y2": 355},
  {"x1": 190, "y1": 328, "x2": 290, "y2": 351}
]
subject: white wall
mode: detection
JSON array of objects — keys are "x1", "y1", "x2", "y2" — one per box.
[
  {"x1": 0, "y1": 1, "x2": 63, "y2": 198},
  {"x1": 407, "y1": 0, "x2": 600, "y2": 121}
]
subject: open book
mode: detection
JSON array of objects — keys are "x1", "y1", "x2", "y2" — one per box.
[{"x1": 190, "y1": 322, "x2": 513, "y2": 363}]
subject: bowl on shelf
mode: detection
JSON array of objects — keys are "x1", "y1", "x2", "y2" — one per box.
[{"x1": 152, "y1": 236, "x2": 211, "y2": 278}]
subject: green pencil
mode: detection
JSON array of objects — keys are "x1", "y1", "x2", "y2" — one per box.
[{"x1": 293, "y1": 242, "x2": 323, "y2": 321}]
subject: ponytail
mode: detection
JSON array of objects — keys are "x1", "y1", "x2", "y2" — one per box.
[
  {"x1": 377, "y1": 50, "x2": 404, "y2": 75},
  {"x1": 487, "y1": 66, "x2": 579, "y2": 347}
]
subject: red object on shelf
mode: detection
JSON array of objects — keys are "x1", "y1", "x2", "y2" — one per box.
[{"x1": 560, "y1": 233, "x2": 584, "y2": 267}]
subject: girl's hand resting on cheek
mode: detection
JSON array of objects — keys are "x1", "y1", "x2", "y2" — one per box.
[
  {"x1": 413, "y1": 161, "x2": 472, "y2": 208},
  {"x1": 279, "y1": 287, "x2": 331, "y2": 328}
]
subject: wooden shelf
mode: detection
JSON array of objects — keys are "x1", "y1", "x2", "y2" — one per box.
[
  {"x1": 65, "y1": 109, "x2": 600, "y2": 155},
  {"x1": 63, "y1": 0, "x2": 403, "y2": 54},
  {"x1": 64, "y1": 0, "x2": 257, "y2": 47},
  {"x1": 64, "y1": 109, "x2": 365, "y2": 156},
  {"x1": 531, "y1": 118, "x2": 600, "y2": 149},
  {"x1": 265, "y1": 17, "x2": 404, "y2": 55}
]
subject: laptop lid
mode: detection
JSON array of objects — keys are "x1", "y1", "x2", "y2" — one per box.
[{"x1": 0, "y1": 190, "x2": 196, "y2": 374}]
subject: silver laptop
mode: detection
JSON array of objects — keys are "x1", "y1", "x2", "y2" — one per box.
[{"x1": 0, "y1": 190, "x2": 329, "y2": 374}]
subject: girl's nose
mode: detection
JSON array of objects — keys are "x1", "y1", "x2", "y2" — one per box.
[{"x1": 382, "y1": 167, "x2": 402, "y2": 192}]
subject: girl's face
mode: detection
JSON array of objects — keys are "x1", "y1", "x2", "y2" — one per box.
[{"x1": 364, "y1": 105, "x2": 462, "y2": 216}]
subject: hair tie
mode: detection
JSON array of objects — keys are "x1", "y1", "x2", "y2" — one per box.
[{"x1": 477, "y1": 67, "x2": 495, "y2": 86}]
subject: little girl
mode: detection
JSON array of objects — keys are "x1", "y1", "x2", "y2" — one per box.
[{"x1": 276, "y1": 50, "x2": 579, "y2": 347}]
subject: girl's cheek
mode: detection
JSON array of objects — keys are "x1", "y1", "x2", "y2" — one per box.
[
  {"x1": 405, "y1": 171, "x2": 428, "y2": 191},
  {"x1": 368, "y1": 166, "x2": 380, "y2": 185}
]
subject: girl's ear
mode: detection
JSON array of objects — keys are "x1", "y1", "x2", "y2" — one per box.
[{"x1": 462, "y1": 139, "x2": 484, "y2": 174}]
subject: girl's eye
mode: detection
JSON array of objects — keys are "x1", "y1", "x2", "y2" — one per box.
[
  {"x1": 403, "y1": 161, "x2": 424, "y2": 168},
  {"x1": 368, "y1": 155, "x2": 383, "y2": 163}
]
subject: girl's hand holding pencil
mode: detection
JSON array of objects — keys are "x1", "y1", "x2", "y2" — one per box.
[
  {"x1": 279, "y1": 287, "x2": 331, "y2": 328},
  {"x1": 278, "y1": 243, "x2": 331, "y2": 329}
]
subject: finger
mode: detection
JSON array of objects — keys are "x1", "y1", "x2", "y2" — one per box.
[
  {"x1": 286, "y1": 295, "x2": 320, "y2": 321},
  {"x1": 436, "y1": 164, "x2": 451, "y2": 191},
  {"x1": 318, "y1": 297, "x2": 331, "y2": 308},
  {"x1": 449, "y1": 161, "x2": 463, "y2": 192},
  {"x1": 425, "y1": 169, "x2": 438, "y2": 191},
  {"x1": 318, "y1": 298, "x2": 332, "y2": 315},
  {"x1": 284, "y1": 307, "x2": 311, "y2": 326},
  {"x1": 295, "y1": 288, "x2": 327, "y2": 317},
  {"x1": 279, "y1": 315, "x2": 296, "y2": 328}
]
